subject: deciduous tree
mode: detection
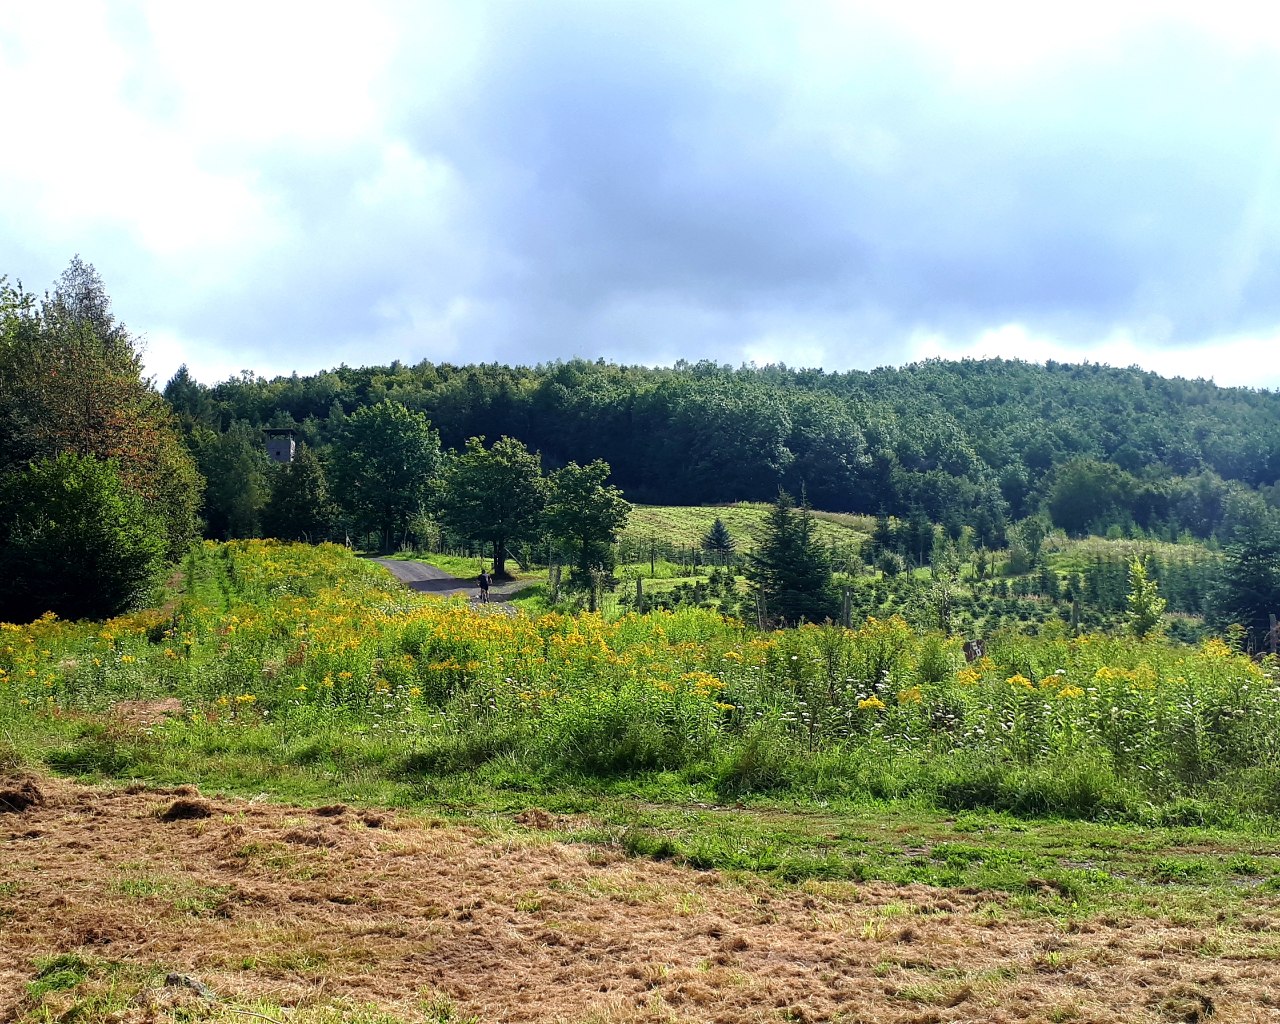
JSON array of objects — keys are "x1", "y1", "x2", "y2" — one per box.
[
  {"x1": 439, "y1": 436, "x2": 545, "y2": 577},
  {"x1": 1126, "y1": 556, "x2": 1167, "y2": 640},
  {"x1": 1, "y1": 259, "x2": 201, "y2": 562},
  {"x1": 544, "y1": 460, "x2": 630, "y2": 579},
  {"x1": 0, "y1": 453, "x2": 165, "y2": 622},
  {"x1": 329, "y1": 400, "x2": 442, "y2": 550}
]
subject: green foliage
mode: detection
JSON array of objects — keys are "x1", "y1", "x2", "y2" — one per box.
[
  {"x1": 877, "y1": 549, "x2": 906, "y2": 577},
  {"x1": 544, "y1": 460, "x2": 630, "y2": 578},
  {"x1": 700, "y1": 517, "x2": 736, "y2": 563},
  {"x1": 1, "y1": 260, "x2": 201, "y2": 561},
  {"x1": 0, "y1": 453, "x2": 166, "y2": 622},
  {"x1": 9, "y1": 534, "x2": 1280, "y2": 914},
  {"x1": 1126, "y1": 556, "x2": 1167, "y2": 639},
  {"x1": 1209, "y1": 491, "x2": 1280, "y2": 646},
  {"x1": 439, "y1": 436, "x2": 545, "y2": 576},
  {"x1": 191, "y1": 420, "x2": 272, "y2": 538},
  {"x1": 747, "y1": 490, "x2": 834, "y2": 625},
  {"x1": 161, "y1": 355, "x2": 1280, "y2": 548},
  {"x1": 329, "y1": 400, "x2": 443, "y2": 549},
  {"x1": 1048, "y1": 459, "x2": 1136, "y2": 537},
  {"x1": 262, "y1": 443, "x2": 337, "y2": 542}
]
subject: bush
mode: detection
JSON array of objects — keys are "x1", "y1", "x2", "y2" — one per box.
[
  {"x1": 932, "y1": 751, "x2": 1134, "y2": 819},
  {"x1": 878, "y1": 550, "x2": 907, "y2": 578},
  {"x1": 540, "y1": 694, "x2": 684, "y2": 776},
  {"x1": 0, "y1": 453, "x2": 166, "y2": 622},
  {"x1": 713, "y1": 718, "x2": 793, "y2": 799}
]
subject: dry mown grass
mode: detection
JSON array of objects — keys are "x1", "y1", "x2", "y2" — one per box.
[{"x1": 3, "y1": 774, "x2": 1280, "y2": 1024}]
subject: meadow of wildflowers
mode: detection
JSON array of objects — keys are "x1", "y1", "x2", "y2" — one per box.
[{"x1": 2, "y1": 540, "x2": 1279, "y2": 825}]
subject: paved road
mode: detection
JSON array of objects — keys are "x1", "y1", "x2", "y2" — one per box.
[{"x1": 373, "y1": 558, "x2": 526, "y2": 601}]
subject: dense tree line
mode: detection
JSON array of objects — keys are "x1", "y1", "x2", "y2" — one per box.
[
  {"x1": 162, "y1": 355, "x2": 1280, "y2": 644},
  {"x1": 165, "y1": 356, "x2": 1280, "y2": 546}
]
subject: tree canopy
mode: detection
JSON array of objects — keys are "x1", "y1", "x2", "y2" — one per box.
[
  {"x1": 0, "y1": 261, "x2": 200, "y2": 621},
  {"x1": 328, "y1": 400, "x2": 443, "y2": 550},
  {"x1": 544, "y1": 460, "x2": 631, "y2": 578},
  {"x1": 439, "y1": 436, "x2": 546, "y2": 576},
  {"x1": 162, "y1": 355, "x2": 1280, "y2": 545}
]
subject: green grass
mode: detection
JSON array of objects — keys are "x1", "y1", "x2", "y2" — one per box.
[
  {"x1": 622, "y1": 503, "x2": 873, "y2": 554},
  {"x1": 27, "y1": 727, "x2": 1280, "y2": 924},
  {"x1": 14, "y1": 952, "x2": 419, "y2": 1024},
  {"x1": 1043, "y1": 534, "x2": 1220, "y2": 575},
  {"x1": 10, "y1": 705, "x2": 1280, "y2": 923}
]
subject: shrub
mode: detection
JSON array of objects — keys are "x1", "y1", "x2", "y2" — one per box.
[{"x1": 0, "y1": 453, "x2": 165, "y2": 622}]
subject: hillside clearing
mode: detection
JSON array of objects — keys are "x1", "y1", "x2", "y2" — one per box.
[{"x1": 621, "y1": 503, "x2": 874, "y2": 554}]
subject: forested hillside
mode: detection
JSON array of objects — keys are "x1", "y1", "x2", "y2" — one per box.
[{"x1": 167, "y1": 357, "x2": 1280, "y2": 543}]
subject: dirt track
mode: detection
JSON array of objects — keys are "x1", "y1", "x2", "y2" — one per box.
[{"x1": 4, "y1": 775, "x2": 1280, "y2": 1023}]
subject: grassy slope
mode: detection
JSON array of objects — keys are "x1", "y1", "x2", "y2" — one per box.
[
  {"x1": 622, "y1": 503, "x2": 874, "y2": 553},
  {"x1": 1043, "y1": 534, "x2": 1220, "y2": 573}
]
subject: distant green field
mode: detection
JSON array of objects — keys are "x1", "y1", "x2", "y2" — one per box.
[
  {"x1": 621, "y1": 502, "x2": 874, "y2": 553},
  {"x1": 1043, "y1": 534, "x2": 1220, "y2": 573}
]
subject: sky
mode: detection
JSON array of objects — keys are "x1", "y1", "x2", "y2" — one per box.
[{"x1": 3, "y1": 0, "x2": 1280, "y2": 389}]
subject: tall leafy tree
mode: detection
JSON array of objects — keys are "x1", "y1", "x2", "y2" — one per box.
[
  {"x1": 1048, "y1": 459, "x2": 1136, "y2": 537},
  {"x1": 439, "y1": 436, "x2": 546, "y2": 577},
  {"x1": 1126, "y1": 556, "x2": 1167, "y2": 640},
  {"x1": 329, "y1": 400, "x2": 443, "y2": 549},
  {"x1": 544, "y1": 460, "x2": 630, "y2": 578},
  {"x1": 261, "y1": 444, "x2": 337, "y2": 543},
  {"x1": 1, "y1": 259, "x2": 201, "y2": 563},
  {"x1": 747, "y1": 490, "x2": 833, "y2": 625}
]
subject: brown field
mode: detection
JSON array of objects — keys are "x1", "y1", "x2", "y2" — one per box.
[{"x1": 3, "y1": 775, "x2": 1280, "y2": 1024}]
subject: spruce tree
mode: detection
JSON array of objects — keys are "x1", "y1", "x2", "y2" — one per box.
[
  {"x1": 1209, "y1": 492, "x2": 1280, "y2": 645},
  {"x1": 700, "y1": 517, "x2": 736, "y2": 565},
  {"x1": 747, "y1": 490, "x2": 833, "y2": 625}
]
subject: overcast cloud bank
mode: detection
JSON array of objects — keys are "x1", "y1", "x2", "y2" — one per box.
[{"x1": 3, "y1": 1, "x2": 1279, "y2": 389}]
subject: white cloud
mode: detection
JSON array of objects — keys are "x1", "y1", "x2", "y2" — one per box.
[
  {"x1": 6, "y1": 2, "x2": 1280, "y2": 394},
  {"x1": 909, "y1": 322, "x2": 1280, "y2": 390},
  {"x1": 843, "y1": 0, "x2": 1280, "y2": 81}
]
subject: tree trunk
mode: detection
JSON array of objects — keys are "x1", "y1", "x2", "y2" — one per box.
[{"x1": 493, "y1": 537, "x2": 507, "y2": 578}]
